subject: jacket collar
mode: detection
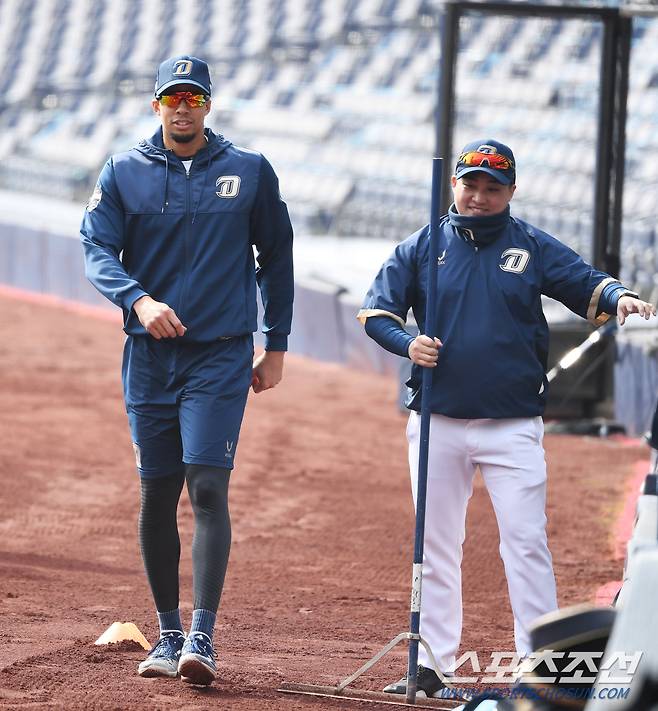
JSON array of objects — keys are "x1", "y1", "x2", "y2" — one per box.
[{"x1": 448, "y1": 203, "x2": 510, "y2": 246}]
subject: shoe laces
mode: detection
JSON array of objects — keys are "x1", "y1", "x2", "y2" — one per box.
[
  {"x1": 187, "y1": 631, "x2": 217, "y2": 659},
  {"x1": 149, "y1": 630, "x2": 184, "y2": 658}
]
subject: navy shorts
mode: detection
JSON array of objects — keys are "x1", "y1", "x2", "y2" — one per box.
[{"x1": 122, "y1": 335, "x2": 253, "y2": 478}]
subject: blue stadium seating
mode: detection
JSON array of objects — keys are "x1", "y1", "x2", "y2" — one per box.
[{"x1": 0, "y1": 0, "x2": 655, "y2": 295}]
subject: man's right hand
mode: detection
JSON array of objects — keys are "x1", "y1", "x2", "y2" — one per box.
[
  {"x1": 133, "y1": 295, "x2": 187, "y2": 339},
  {"x1": 408, "y1": 334, "x2": 442, "y2": 367}
]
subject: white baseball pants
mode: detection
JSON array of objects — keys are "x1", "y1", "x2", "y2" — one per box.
[{"x1": 407, "y1": 412, "x2": 558, "y2": 673}]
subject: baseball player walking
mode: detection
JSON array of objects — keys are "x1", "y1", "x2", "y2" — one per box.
[
  {"x1": 81, "y1": 55, "x2": 294, "y2": 685},
  {"x1": 359, "y1": 139, "x2": 655, "y2": 699}
]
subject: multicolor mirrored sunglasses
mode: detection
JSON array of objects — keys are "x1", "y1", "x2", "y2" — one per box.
[{"x1": 158, "y1": 92, "x2": 209, "y2": 108}]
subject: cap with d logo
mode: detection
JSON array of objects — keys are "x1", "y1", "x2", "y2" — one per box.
[
  {"x1": 455, "y1": 139, "x2": 516, "y2": 185},
  {"x1": 155, "y1": 55, "x2": 212, "y2": 97}
]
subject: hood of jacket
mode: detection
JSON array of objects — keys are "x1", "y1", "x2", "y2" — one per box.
[
  {"x1": 134, "y1": 127, "x2": 232, "y2": 219},
  {"x1": 135, "y1": 126, "x2": 232, "y2": 161}
]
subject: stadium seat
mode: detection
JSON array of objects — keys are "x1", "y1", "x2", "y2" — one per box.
[{"x1": 0, "y1": 0, "x2": 655, "y2": 254}]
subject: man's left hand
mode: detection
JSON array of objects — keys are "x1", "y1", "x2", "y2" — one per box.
[
  {"x1": 252, "y1": 350, "x2": 285, "y2": 393},
  {"x1": 617, "y1": 295, "x2": 657, "y2": 326}
]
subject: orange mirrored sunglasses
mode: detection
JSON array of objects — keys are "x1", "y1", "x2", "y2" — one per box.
[
  {"x1": 458, "y1": 150, "x2": 514, "y2": 171},
  {"x1": 159, "y1": 92, "x2": 209, "y2": 108}
]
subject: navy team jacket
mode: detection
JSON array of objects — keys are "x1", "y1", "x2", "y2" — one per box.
[
  {"x1": 81, "y1": 127, "x2": 294, "y2": 350},
  {"x1": 358, "y1": 206, "x2": 618, "y2": 419}
]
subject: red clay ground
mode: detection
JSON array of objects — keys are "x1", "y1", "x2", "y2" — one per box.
[{"x1": 0, "y1": 292, "x2": 649, "y2": 710}]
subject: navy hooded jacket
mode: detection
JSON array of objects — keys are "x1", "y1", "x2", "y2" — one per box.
[{"x1": 81, "y1": 127, "x2": 294, "y2": 350}]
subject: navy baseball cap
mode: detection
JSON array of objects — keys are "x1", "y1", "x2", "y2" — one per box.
[
  {"x1": 155, "y1": 55, "x2": 212, "y2": 97},
  {"x1": 455, "y1": 139, "x2": 516, "y2": 185}
]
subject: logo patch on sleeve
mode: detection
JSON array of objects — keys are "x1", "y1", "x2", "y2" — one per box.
[
  {"x1": 86, "y1": 185, "x2": 102, "y2": 211},
  {"x1": 132, "y1": 442, "x2": 142, "y2": 468}
]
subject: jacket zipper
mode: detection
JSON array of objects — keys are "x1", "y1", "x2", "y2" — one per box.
[
  {"x1": 463, "y1": 228, "x2": 478, "y2": 252},
  {"x1": 176, "y1": 169, "x2": 192, "y2": 322}
]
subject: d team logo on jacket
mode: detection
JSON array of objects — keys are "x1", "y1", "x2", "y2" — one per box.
[
  {"x1": 499, "y1": 248, "x2": 530, "y2": 274},
  {"x1": 215, "y1": 175, "x2": 241, "y2": 198}
]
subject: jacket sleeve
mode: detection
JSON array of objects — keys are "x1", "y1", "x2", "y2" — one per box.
[
  {"x1": 250, "y1": 156, "x2": 294, "y2": 351},
  {"x1": 364, "y1": 315, "x2": 415, "y2": 358},
  {"x1": 357, "y1": 234, "x2": 418, "y2": 328},
  {"x1": 539, "y1": 230, "x2": 618, "y2": 326},
  {"x1": 80, "y1": 158, "x2": 148, "y2": 312}
]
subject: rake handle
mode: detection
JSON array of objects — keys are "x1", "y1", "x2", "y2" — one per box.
[{"x1": 406, "y1": 157, "x2": 443, "y2": 704}]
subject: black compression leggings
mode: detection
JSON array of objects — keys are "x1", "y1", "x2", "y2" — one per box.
[
  {"x1": 186, "y1": 464, "x2": 232, "y2": 612},
  {"x1": 138, "y1": 465, "x2": 231, "y2": 614},
  {"x1": 139, "y1": 471, "x2": 185, "y2": 612}
]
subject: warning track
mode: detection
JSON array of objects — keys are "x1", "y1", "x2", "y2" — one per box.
[{"x1": 0, "y1": 292, "x2": 645, "y2": 710}]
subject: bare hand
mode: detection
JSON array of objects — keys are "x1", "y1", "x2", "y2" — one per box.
[
  {"x1": 408, "y1": 335, "x2": 442, "y2": 367},
  {"x1": 133, "y1": 295, "x2": 187, "y2": 339},
  {"x1": 252, "y1": 350, "x2": 285, "y2": 393},
  {"x1": 617, "y1": 296, "x2": 656, "y2": 326}
]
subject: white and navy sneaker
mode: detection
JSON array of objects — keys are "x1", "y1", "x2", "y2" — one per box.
[
  {"x1": 383, "y1": 665, "x2": 447, "y2": 698},
  {"x1": 137, "y1": 631, "x2": 185, "y2": 678},
  {"x1": 178, "y1": 632, "x2": 218, "y2": 686}
]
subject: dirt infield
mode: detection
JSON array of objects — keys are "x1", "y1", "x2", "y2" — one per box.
[{"x1": 0, "y1": 293, "x2": 649, "y2": 710}]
